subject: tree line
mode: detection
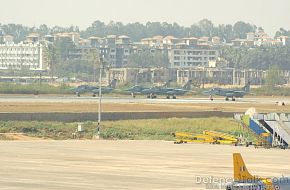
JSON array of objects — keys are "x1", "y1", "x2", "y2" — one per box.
[
  {"x1": 219, "y1": 45, "x2": 290, "y2": 70},
  {"x1": 2, "y1": 19, "x2": 290, "y2": 43},
  {"x1": 2, "y1": 20, "x2": 290, "y2": 84}
]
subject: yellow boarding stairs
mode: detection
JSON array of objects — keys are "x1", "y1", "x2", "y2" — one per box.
[{"x1": 173, "y1": 130, "x2": 238, "y2": 144}]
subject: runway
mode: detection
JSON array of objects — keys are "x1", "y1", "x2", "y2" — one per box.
[
  {"x1": 0, "y1": 94, "x2": 287, "y2": 105},
  {"x1": 0, "y1": 140, "x2": 289, "y2": 190}
]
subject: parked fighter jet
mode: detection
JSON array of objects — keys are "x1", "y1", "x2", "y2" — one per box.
[
  {"x1": 71, "y1": 85, "x2": 97, "y2": 95},
  {"x1": 225, "y1": 153, "x2": 290, "y2": 190},
  {"x1": 91, "y1": 79, "x2": 117, "y2": 96},
  {"x1": 125, "y1": 85, "x2": 150, "y2": 98},
  {"x1": 72, "y1": 79, "x2": 117, "y2": 97},
  {"x1": 159, "y1": 80, "x2": 193, "y2": 98},
  {"x1": 125, "y1": 81, "x2": 172, "y2": 98},
  {"x1": 126, "y1": 80, "x2": 193, "y2": 99},
  {"x1": 203, "y1": 83, "x2": 250, "y2": 101}
]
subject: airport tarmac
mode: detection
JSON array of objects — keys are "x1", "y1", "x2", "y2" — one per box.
[
  {"x1": 0, "y1": 140, "x2": 289, "y2": 190},
  {"x1": 0, "y1": 94, "x2": 288, "y2": 105}
]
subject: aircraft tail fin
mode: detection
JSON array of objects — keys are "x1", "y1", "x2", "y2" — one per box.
[
  {"x1": 182, "y1": 80, "x2": 192, "y2": 90},
  {"x1": 163, "y1": 80, "x2": 172, "y2": 88},
  {"x1": 108, "y1": 79, "x2": 117, "y2": 89},
  {"x1": 233, "y1": 153, "x2": 255, "y2": 181},
  {"x1": 243, "y1": 82, "x2": 250, "y2": 93}
]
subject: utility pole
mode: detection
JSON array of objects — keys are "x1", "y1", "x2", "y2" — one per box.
[
  {"x1": 96, "y1": 57, "x2": 103, "y2": 138},
  {"x1": 39, "y1": 71, "x2": 42, "y2": 88}
]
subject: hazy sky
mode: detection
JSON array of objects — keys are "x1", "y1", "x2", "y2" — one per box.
[{"x1": 1, "y1": 0, "x2": 289, "y2": 36}]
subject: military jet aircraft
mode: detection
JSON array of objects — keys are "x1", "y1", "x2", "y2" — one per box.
[
  {"x1": 125, "y1": 85, "x2": 150, "y2": 97},
  {"x1": 126, "y1": 80, "x2": 193, "y2": 99},
  {"x1": 161, "y1": 80, "x2": 193, "y2": 99},
  {"x1": 72, "y1": 79, "x2": 117, "y2": 97},
  {"x1": 71, "y1": 85, "x2": 97, "y2": 96},
  {"x1": 225, "y1": 153, "x2": 290, "y2": 190},
  {"x1": 91, "y1": 79, "x2": 117, "y2": 96},
  {"x1": 125, "y1": 81, "x2": 172, "y2": 98},
  {"x1": 202, "y1": 83, "x2": 250, "y2": 101}
]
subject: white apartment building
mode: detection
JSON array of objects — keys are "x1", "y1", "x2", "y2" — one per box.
[
  {"x1": 168, "y1": 48, "x2": 218, "y2": 68},
  {"x1": 0, "y1": 42, "x2": 48, "y2": 71}
]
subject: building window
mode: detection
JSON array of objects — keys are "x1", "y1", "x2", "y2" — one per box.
[
  {"x1": 174, "y1": 50, "x2": 180, "y2": 55},
  {"x1": 174, "y1": 56, "x2": 180, "y2": 60}
]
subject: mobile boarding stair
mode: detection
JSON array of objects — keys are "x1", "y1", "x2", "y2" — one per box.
[
  {"x1": 257, "y1": 113, "x2": 290, "y2": 148},
  {"x1": 236, "y1": 111, "x2": 290, "y2": 148}
]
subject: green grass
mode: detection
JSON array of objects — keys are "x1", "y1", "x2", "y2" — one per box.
[
  {"x1": 0, "y1": 118, "x2": 246, "y2": 140},
  {"x1": 0, "y1": 83, "x2": 71, "y2": 94},
  {"x1": 101, "y1": 118, "x2": 241, "y2": 140},
  {"x1": 252, "y1": 86, "x2": 290, "y2": 96}
]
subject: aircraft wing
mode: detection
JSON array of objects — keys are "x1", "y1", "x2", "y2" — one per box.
[
  {"x1": 225, "y1": 92, "x2": 245, "y2": 98},
  {"x1": 225, "y1": 92, "x2": 234, "y2": 97},
  {"x1": 233, "y1": 90, "x2": 245, "y2": 93},
  {"x1": 91, "y1": 87, "x2": 114, "y2": 94},
  {"x1": 202, "y1": 90, "x2": 213, "y2": 95},
  {"x1": 163, "y1": 89, "x2": 190, "y2": 95}
]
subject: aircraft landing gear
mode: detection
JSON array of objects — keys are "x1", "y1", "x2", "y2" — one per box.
[
  {"x1": 92, "y1": 93, "x2": 96, "y2": 97},
  {"x1": 166, "y1": 95, "x2": 176, "y2": 99},
  {"x1": 148, "y1": 94, "x2": 157, "y2": 99},
  {"x1": 225, "y1": 97, "x2": 229, "y2": 101},
  {"x1": 232, "y1": 98, "x2": 236, "y2": 101}
]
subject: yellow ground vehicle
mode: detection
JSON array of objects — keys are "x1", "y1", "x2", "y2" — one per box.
[
  {"x1": 173, "y1": 130, "x2": 238, "y2": 145},
  {"x1": 173, "y1": 132, "x2": 215, "y2": 144},
  {"x1": 203, "y1": 130, "x2": 238, "y2": 144}
]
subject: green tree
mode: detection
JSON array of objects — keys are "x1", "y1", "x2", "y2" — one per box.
[
  {"x1": 45, "y1": 44, "x2": 57, "y2": 79},
  {"x1": 127, "y1": 50, "x2": 168, "y2": 68},
  {"x1": 198, "y1": 19, "x2": 215, "y2": 37},
  {"x1": 266, "y1": 65, "x2": 283, "y2": 87},
  {"x1": 233, "y1": 21, "x2": 256, "y2": 39},
  {"x1": 86, "y1": 49, "x2": 100, "y2": 82}
]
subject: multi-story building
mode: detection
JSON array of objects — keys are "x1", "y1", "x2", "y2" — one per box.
[
  {"x1": 69, "y1": 35, "x2": 132, "y2": 68},
  {"x1": 276, "y1": 36, "x2": 290, "y2": 46},
  {"x1": 0, "y1": 42, "x2": 48, "y2": 71},
  {"x1": 68, "y1": 39, "x2": 98, "y2": 60},
  {"x1": 254, "y1": 32, "x2": 273, "y2": 46},
  {"x1": 141, "y1": 36, "x2": 164, "y2": 48},
  {"x1": 26, "y1": 33, "x2": 40, "y2": 43},
  {"x1": 78, "y1": 35, "x2": 219, "y2": 69},
  {"x1": 168, "y1": 43, "x2": 218, "y2": 68},
  {"x1": 54, "y1": 32, "x2": 80, "y2": 45},
  {"x1": 232, "y1": 32, "x2": 289, "y2": 47}
]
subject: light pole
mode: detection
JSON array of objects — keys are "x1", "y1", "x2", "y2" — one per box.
[{"x1": 96, "y1": 57, "x2": 103, "y2": 138}]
